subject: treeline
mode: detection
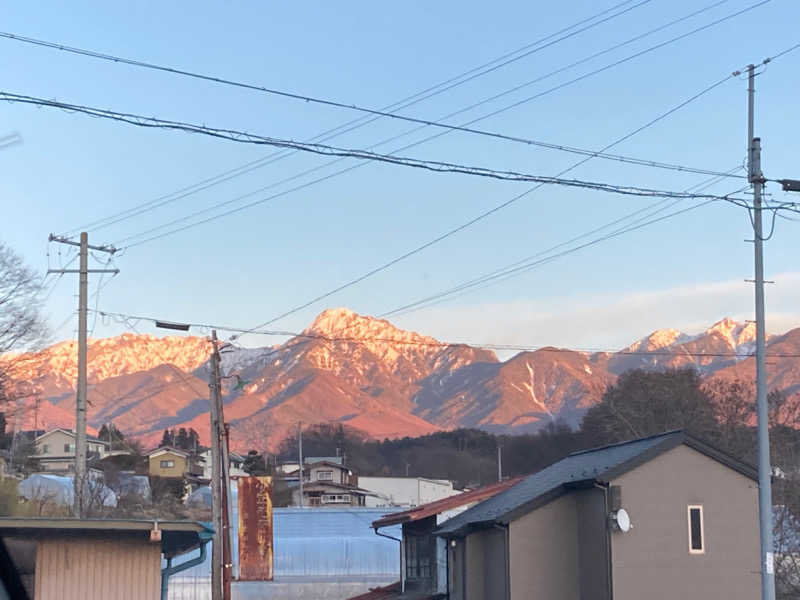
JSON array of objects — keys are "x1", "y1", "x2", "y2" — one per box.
[{"x1": 264, "y1": 369, "x2": 800, "y2": 491}]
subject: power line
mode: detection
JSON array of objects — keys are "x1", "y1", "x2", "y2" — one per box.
[
  {"x1": 0, "y1": 3, "x2": 660, "y2": 156},
  {"x1": 60, "y1": 0, "x2": 743, "y2": 245},
  {"x1": 382, "y1": 175, "x2": 748, "y2": 318},
  {"x1": 93, "y1": 308, "x2": 800, "y2": 359},
  {"x1": 0, "y1": 1, "x2": 766, "y2": 171},
  {"x1": 106, "y1": 0, "x2": 767, "y2": 249},
  {"x1": 0, "y1": 91, "x2": 758, "y2": 222},
  {"x1": 237, "y1": 34, "x2": 800, "y2": 334},
  {"x1": 1, "y1": 90, "x2": 750, "y2": 200},
  {"x1": 63, "y1": 0, "x2": 758, "y2": 246},
  {"x1": 236, "y1": 72, "x2": 746, "y2": 334},
  {"x1": 55, "y1": 0, "x2": 654, "y2": 236}
]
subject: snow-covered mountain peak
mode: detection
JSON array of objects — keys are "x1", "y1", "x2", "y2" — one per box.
[
  {"x1": 705, "y1": 317, "x2": 757, "y2": 350},
  {"x1": 303, "y1": 307, "x2": 444, "y2": 367},
  {"x1": 6, "y1": 333, "x2": 213, "y2": 385},
  {"x1": 306, "y1": 308, "x2": 432, "y2": 342},
  {"x1": 627, "y1": 328, "x2": 689, "y2": 352}
]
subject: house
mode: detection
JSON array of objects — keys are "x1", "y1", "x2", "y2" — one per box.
[
  {"x1": 147, "y1": 447, "x2": 203, "y2": 479},
  {"x1": 288, "y1": 461, "x2": 374, "y2": 507},
  {"x1": 370, "y1": 477, "x2": 523, "y2": 597},
  {"x1": 359, "y1": 477, "x2": 460, "y2": 508},
  {"x1": 0, "y1": 517, "x2": 212, "y2": 599},
  {"x1": 277, "y1": 455, "x2": 344, "y2": 476},
  {"x1": 34, "y1": 429, "x2": 110, "y2": 473},
  {"x1": 437, "y1": 430, "x2": 760, "y2": 600},
  {"x1": 199, "y1": 448, "x2": 248, "y2": 479}
]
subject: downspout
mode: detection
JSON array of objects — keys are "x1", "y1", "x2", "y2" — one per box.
[
  {"x1": 374, "y1": 527, "x2": 405, "y2": 594},
  {"x1": 594, "y1": 482, "x2": 613, "y2": 600},
  {"x1": 161, "y1": 538, "x2": 210, "y2": 600},
  {"x1": 493, "y1": 523, "x2": 511, "y2": 600}
]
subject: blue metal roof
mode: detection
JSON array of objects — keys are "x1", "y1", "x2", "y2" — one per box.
[{"x1": 176, "y1": 485, "x2": 401, "y2": 582}]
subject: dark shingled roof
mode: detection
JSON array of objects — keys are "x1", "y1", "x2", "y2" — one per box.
[{"x1": 436, "y1": 430, "x2": 756, "y2": 537}]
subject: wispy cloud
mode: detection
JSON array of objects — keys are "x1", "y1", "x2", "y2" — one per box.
[{"x1": 394, "y1": 272, "x2": 800, "y2": 352}]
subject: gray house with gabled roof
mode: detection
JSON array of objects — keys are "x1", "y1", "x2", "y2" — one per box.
[{"x1": 436, "y1": 430, "x2": 760, "y2": 600}]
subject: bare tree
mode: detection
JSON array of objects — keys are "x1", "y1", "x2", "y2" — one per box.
[{"x1": 0, "y1": 241, "x2": 49, "y2": 408}]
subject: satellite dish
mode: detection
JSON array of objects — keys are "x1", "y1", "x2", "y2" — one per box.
[{"x1": 613, "y1": 508, "x2": 632, "y2": 533}]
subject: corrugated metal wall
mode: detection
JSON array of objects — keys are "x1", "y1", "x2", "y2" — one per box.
[{"x1": 35, "y1": 536, "x2": 161, "y2": 600}]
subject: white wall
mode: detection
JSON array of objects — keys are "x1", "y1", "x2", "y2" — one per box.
[{"x1": 358, "y1": 477, "x2": 458, "y2": 507}]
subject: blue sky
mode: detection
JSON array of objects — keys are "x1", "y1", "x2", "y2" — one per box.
[{"x1": 1, "y1": 0, "x2": 799, "y2": 351}]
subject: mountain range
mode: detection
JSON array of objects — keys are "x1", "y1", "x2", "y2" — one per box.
[{"x1": 3, "y1": 308, "x2": 798, "y2": 452}]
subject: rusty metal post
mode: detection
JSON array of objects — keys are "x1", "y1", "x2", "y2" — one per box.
[{"x1": 238, "y1": 476, "x2": 274, "y2": 580}]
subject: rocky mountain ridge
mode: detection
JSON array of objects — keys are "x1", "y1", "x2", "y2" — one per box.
[{"x1": 2, "y1": 309, "x2": 796, "y2": 451}]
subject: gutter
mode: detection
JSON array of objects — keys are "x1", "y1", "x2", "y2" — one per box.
[
  {"x1": 492, "y1": 523, "x2": 511, "y2": 600},
  {"x1": 161, "y1": 537, "x2": 211, "y2": 600},
  {"x1": 374, "y1": 526, "x2": 405, "y2": 594},
  {"x1": 594, "y1": 482, "x2": 614, "y2": 600}
]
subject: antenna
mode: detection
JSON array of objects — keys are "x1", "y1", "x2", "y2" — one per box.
[{"x1": 611, "y1": 508, "x2": 632, "y2": 533}]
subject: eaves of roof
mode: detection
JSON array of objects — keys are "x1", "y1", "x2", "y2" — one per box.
[{"x1": 372, "y1": 477, "x2": 524, "y2": 529}]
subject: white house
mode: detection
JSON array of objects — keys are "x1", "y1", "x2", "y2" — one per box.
[{"x1": 199, "y1": 449, "x2": 248, "y2": 480}]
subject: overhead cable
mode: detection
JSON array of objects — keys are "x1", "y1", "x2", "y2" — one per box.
[
  {"x1": 107, "y1": 0, "x2": 765, "y2": 248},
  {"x1": 54, "y1": 0, "x2": 656, "y2": 236},
  {"x1": 94, "y1": 309, "x2": 800, "y2": 359},
  {"x1": 0, "y1": 1, "x2": 764, "y2": 159},
  {"x1": 0, "y1": 91, "x2": 754, "y2": 207},
  {"x1": 382, "y1": 174, "x2": 747, "y2": 318}
]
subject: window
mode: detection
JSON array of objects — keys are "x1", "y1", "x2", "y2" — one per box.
[
  {"x1": 160, "y1": 460, "x2": 175, "y2": 468},
  {"x1": 405, "y1": 535, "x2": 433, "y2": 580},
  {"x1": 64, "y1": 443, "x2": 74, "y2": 453},
  {"x1": 317, "y1": 470, "x2": 333, "y2": 481},
  {"x1": 42, "y1": 444, "x2": 49, "y2": 454},
  {"x1": 321, "y1": 494, "x2": 351, "y2": 504},
  {"x1": 688, "y1": 505, "x2": 704, "y2": 554}
]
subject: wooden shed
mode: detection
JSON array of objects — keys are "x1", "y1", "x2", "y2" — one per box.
[{"x1": 0, "y1": 518, "x2": 213, "y2": 600}]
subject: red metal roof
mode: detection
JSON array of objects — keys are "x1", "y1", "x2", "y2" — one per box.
[
  {"x1": 371, "y1": 477, "x2": 524, "y2": 529},
  {"x1": 347, "y1": 581, "x2": 443, "y2": 600}
]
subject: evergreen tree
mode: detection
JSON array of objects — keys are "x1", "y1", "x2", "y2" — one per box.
[
  {"x1": 176, "y1": 428, "x2": 189, "y2": 450},
  {"x1": 188, "y1": 428, "x2": 200, "y2": 452},
  {"x1": 159, "y1": 429, "x2": 174, "y2": 448},
  {"x1": 243, "y1": 450, "x2": 268, "y2": 476}
]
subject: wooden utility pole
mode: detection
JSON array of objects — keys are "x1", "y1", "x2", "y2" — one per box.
[
  {"x1": 48, "y1": 232, "x2": 117, "y2": 517},
  {"x1": 209, "y1": 330, "x2": 233, "y2": 600},
  {"x1": 209, "y1": 331, "x2": 223, "y2": 600}
]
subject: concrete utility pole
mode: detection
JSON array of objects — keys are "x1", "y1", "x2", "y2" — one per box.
[
  {"x1": 497, "y1": 445, "x2": 503, "y2": 482},
  {"x1": 48, "y1": 232, "x2": 117, "y2": 517},
  {"x1": 747, "y1": 63, "x2": 775, "y2": 600},
  {"x1": 208, "y1": 331, "x2": 224, "y2": 600},
  {"x1": 298, "y1": 422, "x2": 304, "y2": 508}
]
